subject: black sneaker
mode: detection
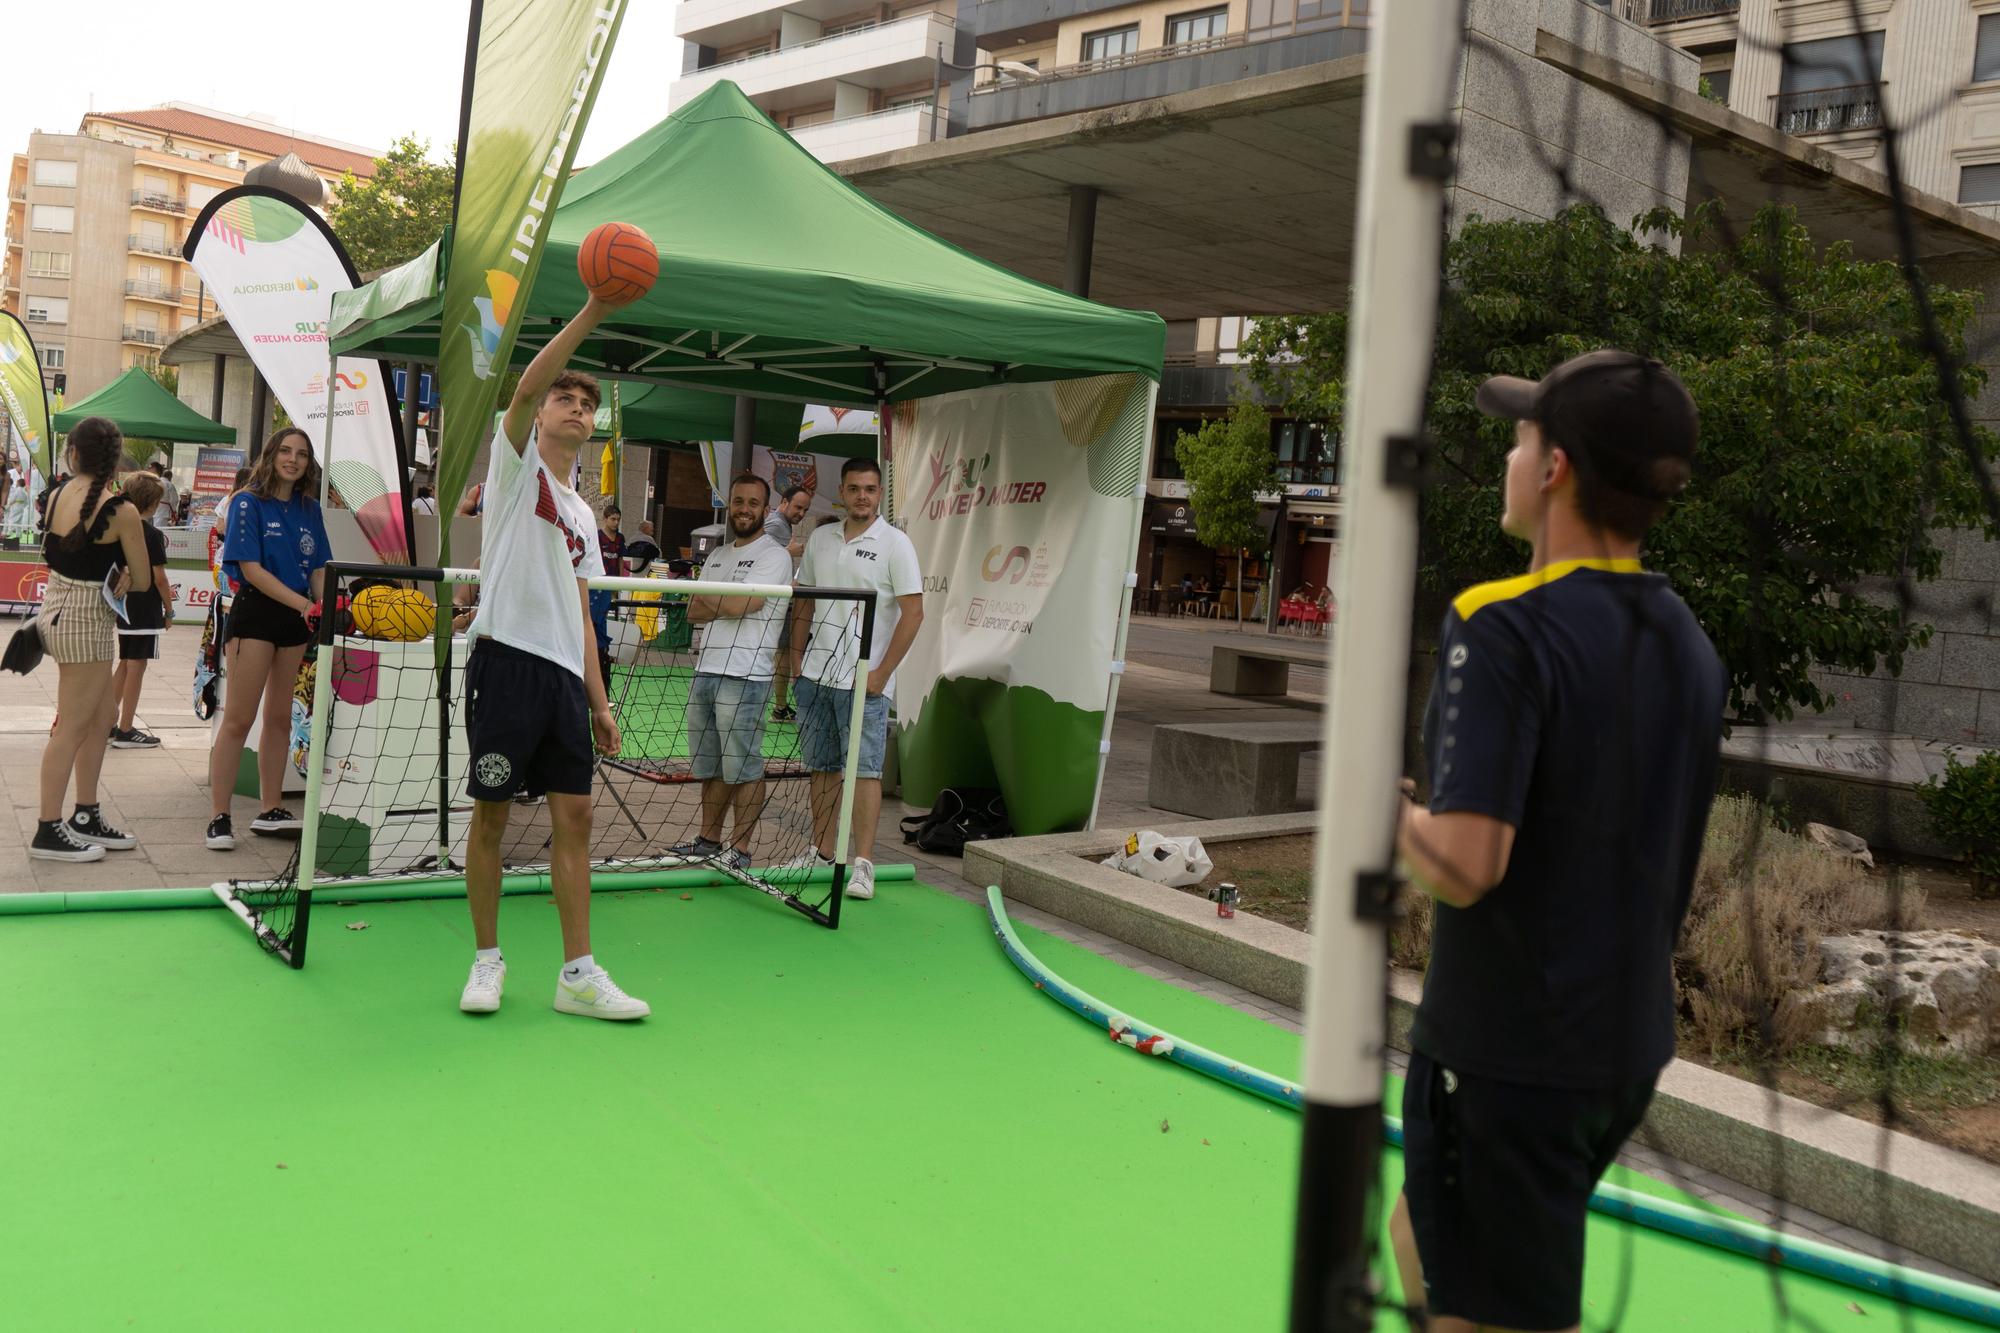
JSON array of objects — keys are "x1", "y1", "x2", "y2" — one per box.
[
  {"x1": 206, "y1": 813, "x2": 236, "y2": 851},
  {"x1": 29, "y1": 818, "x2": 106, "y2": 862},
  {"x1": 68, "y1": 805, "x2": 137, "y2": 851},
  {"x1": 109, "y1": 727, "x2": 161, "y2": 749},
  {"x1": 250, "y1": 808, "x2": 302, "y2": 836},
  {"x1": 668, "y1": 836, "x2": 722, "y2": 863},
  {"x1": 771, "y1": 705, "x2": 797, "y2": 723}
]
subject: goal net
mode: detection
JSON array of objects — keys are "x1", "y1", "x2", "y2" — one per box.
[{"x1": 213, "y1": 564, "x2": 880, "y2": 968}]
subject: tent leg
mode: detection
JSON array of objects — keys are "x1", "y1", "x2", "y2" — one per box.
[
  {"x1": 731, "y1": 397, "x2": 756, "y2": 477},
  {"x1": 1064, "y1": 186, "x2": 1098, "y2": 299}
]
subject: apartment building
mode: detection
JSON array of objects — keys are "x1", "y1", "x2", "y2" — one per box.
[
  {"x1": 673, "y1": 0, "x2": 962, "y2": 162},
  {"x1": 1629, "y1": 0, "x2": 2000, "y2": 212},
  {"x1": 2, "y1": 105, "x2": 378, "y2": 405}
]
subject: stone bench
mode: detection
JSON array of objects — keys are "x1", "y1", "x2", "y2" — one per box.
[
  {"x1": 1209, "y1": 643, "x2": 1328, "y2": 698},
  {"x1": 1147, "y1": 720, "x2": 1322, "y2": 819}
]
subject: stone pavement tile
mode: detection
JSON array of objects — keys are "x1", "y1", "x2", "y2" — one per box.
[{"x1": 29, "y1": 857, "x2": 172, "y2": 892}]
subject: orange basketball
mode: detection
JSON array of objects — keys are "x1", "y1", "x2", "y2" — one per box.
[{"x1": 579, "y1": 221, "x2": 658, "y2": 305}]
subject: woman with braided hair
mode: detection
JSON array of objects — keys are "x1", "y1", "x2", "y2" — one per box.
[{"x1": 33, "y1": 416, "x2": 153, "y2": 862}]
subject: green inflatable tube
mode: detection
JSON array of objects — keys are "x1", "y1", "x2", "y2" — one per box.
[{"x1": 0, "y1": 864, "x2": 915, "y2": 916}]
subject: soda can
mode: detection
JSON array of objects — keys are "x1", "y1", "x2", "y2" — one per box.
[{"x1": 1217, "y1": 882, "x2": 1239, "y2": 919}]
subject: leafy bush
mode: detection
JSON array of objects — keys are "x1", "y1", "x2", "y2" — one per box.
[
  {"x1": 1676, "y1": 795, "x2": 1927, "y2": 1057},
  {"x1": 1918, "y1": 748, "x2": 2000, "y2": 895}
]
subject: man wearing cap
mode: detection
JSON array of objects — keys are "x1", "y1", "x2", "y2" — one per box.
[{"x1": 1388, "y1": 351, "x2": 1727, "y2": 1333}]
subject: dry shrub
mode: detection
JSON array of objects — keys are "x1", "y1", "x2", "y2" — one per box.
[
  {"x1": 1391, "y1": 886, "x2": 1434, "y2": 971},
  {"x1": 1676, "y1": 795, "x2": 1928, "y2": 1058}
]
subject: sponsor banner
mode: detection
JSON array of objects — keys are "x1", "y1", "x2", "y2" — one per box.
[
  {"x1": 0, "y1": 560, "x2": 47, "y2": 607},
  {"x1": 0, "y1": 312, "x2": 52, "y2": 476},
  {"x1": 434, "y1": 0, "x2": 627, "y2": 566},
  {"x1": 166, "y1": 568, "x2": 224, "y2": 625},
  {"x1": 185, "y1": 188, "x2": 406, "y2": 565},
  {"x1": 887, "y1": 374, "x2": 1153, "y2": 834}
]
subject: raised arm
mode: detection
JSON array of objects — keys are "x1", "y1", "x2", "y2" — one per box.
[{"x1": 501, "y1": 295, "x2": 614, "y2": 452}]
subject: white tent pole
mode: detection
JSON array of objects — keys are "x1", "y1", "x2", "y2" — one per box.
[
  {"x1": 1288, "y1": 1, "x2": 1457, "y2": 1328},
  {"x1": 1086, "y1": 378, "x2": 1159, "y2": 831}
]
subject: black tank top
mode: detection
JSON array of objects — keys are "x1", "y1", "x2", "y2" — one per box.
[{"x1": 42, "y1": 482, "x2": 131, "y2": 581}]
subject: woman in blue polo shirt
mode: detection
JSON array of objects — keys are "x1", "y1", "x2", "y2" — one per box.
[{"x1": 204, "y1": 427, "x2": 331, "y2": 851}]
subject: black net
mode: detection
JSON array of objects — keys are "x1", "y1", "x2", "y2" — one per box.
[
  {"x1": 1280, "y1": 2, "x2": 2000, "y2": 1328},
  {"x1": 214, "y1": 568, "x2": 876, "y2": 966}
]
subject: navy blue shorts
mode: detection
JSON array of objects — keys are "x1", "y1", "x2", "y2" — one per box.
[
  {"x1": 1401, "y1": 1050, "x2": 1656, "y2": 1331},
  {"x1": 464, "y1": 638, "x2": 592, "y2": 801}
]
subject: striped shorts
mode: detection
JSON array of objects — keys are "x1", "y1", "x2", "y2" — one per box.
[{"x1": 38, "y1": 571, "x2": 116, "y2": 665}]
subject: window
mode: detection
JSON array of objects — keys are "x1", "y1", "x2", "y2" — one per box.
[
  {"x1": 1977, "y1": 15, "x2": 2000, "y2": 84},
  {"x1": 1274, "y1": 420, "x2": 1337, "y2": 487},
  {"x1": 1082, "y1": 24, "x2": 1140, "y2": 60},
  {"x1": 25, "y1": 296, "x2": 68, "y2": 324},
  {"x1": 187, "y1": 182, "x2": 220, "y2": 210},
  {"x1": 32, "y1": 159, "x2": 76, "y2": 187},
  {"x1": 1168, "y1": 7, "x2": 1228, "y2": 44},
  {"x1": 39, "y1": 345, "x2": 64, "y2": 371},
  {"x1": 886, "y1": 93, "x2": 937, "y2": 111},
  {"x1": 822, "y1": 18, "x2": 877, "y2": 37},
  {"x1": 1704, "y1": 67, "x2": 1732, "y2": 104},
  {"x1": 1960, "y1": 162, "x2": 2000, "y2": 205},
  {"x1": 1778, "y1": 31, "x2": 1883, "y2": 95},
  {"x1": 133, "y1": 308, "x2": 161, "y2": 333},
  {"x1": 27, "y1": 251, "x2": 70, "y2": 278},
  {"x1": 139, "y1": 220, "x2": 167, "y2": 249},
  {"x1": 30, "y1": 204, "x2": 73, "y2": 232}
]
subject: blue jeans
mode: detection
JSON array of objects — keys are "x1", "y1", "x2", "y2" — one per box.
[
  {"x1": 685, "y1": 673, "x2": 774, "y2": 785},
  {"x1": 794, "y1": 675, "x2": 888, "y2": 779}
]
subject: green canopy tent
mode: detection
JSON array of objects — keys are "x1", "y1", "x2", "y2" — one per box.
[
  {"x1": 329, "y1": 81, "x2": 1164, "y2": 405},
  {"x1": 52, "y1": 367, "x2": 236, "y2": 444}
]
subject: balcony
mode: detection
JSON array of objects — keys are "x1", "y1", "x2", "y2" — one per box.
[
  {"x1": 127, "y1": 232, "x2": 180, "y2": 256},
  {"x1": 677, "y1": 0, "x2": 870, "y2": 47},
  {"x1": 125, "y1": 279, "x2": 183, "y2": 303},
  {"x1": 790, "y1": 103, "x2": 941, "y2": 162},
  {"x1": 671, "y1": 11, "x2": 958, "y2": 111},
  {"x1": 130, "y1": 188, "x2": 187, "y2": 215},
  {"x1": 121, "y1": 325, "x2": 167, "y2": 346},
  {"x1": 1640, "y1": 0, "x2": 1739, "y2": 21},
  {"x1": 968, "y1": 22, "x2": 1364, "y2": 130},
  {"x1": 1772, "y1": 82, "x2": 1882, "y2": 137},
  {"x1": 7, "y1": 185, "x2": 23, "y2": 202}
]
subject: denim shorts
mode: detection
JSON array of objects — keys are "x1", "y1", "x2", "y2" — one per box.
[
  {"x1": 794, "y1": 674, "x2": 888, "y2": 778},
  {"x1": 686, "y1": 672, "x2": 774, "y2": 785}
]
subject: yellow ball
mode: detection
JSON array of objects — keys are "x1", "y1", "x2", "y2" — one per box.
[{"x1": 351, "y1": 584, "x2": 437, "y2": 641}]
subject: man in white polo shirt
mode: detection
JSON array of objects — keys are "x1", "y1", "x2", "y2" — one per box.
[
  {"x1": 786, "y1": 457, "x2": 923, "y2": 901},
  {"x1": 670, "y1": 472, "x2": 793, "y2": 870}
]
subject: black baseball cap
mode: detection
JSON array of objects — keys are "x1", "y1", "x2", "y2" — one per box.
[{"x1": 1475, "y1": 350, "x2": 1699, "y2": 500}]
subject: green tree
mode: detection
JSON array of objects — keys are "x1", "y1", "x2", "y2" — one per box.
[
  {"x1": 327, "y1": 135, "x2": 456, "y2": 273},
  {"x1": 1174, "y1": 397, "x2": 1279, "y2": 626},
  {"x1": 1243, "y1": 202, "x2": 1998, "y2": 724}
]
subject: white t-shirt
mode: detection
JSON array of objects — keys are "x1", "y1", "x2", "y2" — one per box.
[
  {"x1": 796, "y1": 515, "x2": 923, "y2": 701},
  {"x1": 693, "y1": 534, "x2": 793, "y2": 680},
  {"x1": 472, "y1": 424, "x2": 604, "y2": 678}
]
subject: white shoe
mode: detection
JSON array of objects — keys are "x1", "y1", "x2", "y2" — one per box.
[
  {"x1": 459, "y1": 955, "x2": 506, "y2": 1014},
  {"x1": 776, "y1": 846, "x2": 831, "y2": 871},
  {"x1": 844, "y1": 858, "x2": 875, "y2": 900},
  {"x1": 553, "y1": 966, "x2": 650, "y2": 1021}
]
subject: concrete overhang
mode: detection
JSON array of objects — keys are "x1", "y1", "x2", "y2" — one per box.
[
  {"x1": 159, "y1": 314, "x2": 247, "y2": 365},
  {"x1": 840, "y1": 56, "x2": 1367, "y2": 320},
  {"x1": 1538, "y1": 31, "x2": 2000, "y2": 265}
]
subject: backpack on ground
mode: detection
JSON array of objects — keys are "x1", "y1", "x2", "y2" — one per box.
[{"x1": 900, "y1": 787, "x2": 1010, "y2": 857}]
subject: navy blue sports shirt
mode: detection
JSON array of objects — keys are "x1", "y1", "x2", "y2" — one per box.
[{"x1": 1408, "y1": 558, "x2": 1727, "y2": 1089}]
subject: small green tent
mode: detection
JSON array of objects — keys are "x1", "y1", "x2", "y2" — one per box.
[
  {"x1": 330, "y1": 82, "x2": 1164, "y2": 405},
  {"x1": 52, "y1": 367, "x2": 237, "y2": 443},
  {"x1": 594, "y1": 383, "x2": 803, "y2": 448}
]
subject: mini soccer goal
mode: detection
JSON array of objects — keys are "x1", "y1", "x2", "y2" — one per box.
[{"x1": 213, "y1": 562, "x2": 880, "y2": 967}]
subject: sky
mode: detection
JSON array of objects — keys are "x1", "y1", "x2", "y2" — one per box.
[{"x1": 0, "y1": 1, "x2": 682, "y2": 174}]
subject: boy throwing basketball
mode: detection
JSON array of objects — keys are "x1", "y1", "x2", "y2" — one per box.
[{"x1": 456, "y1": 274, "x2": 649, "y2": 1020}]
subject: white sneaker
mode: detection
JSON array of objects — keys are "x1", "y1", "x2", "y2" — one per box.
[
  {"x1": 554, "y1": 966, "x2": 650, "y2": 1021},
  {"x1": 845, "y1": 858, "x2": 876, "y2": 900},
  {"x1": 459, "y1": 956, "x2": 506, "y2": 1014},
  {"x1": 777, "y1": 846, "x2": 831, "y2": 871}
]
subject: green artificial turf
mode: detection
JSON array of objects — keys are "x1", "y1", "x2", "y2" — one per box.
[
  {"x1": 610, "y1": 663, "x2": 800, "y2": 764},
  {"x1": 0, "y1": 881, "x2": 1982, "y2": 1331}
]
